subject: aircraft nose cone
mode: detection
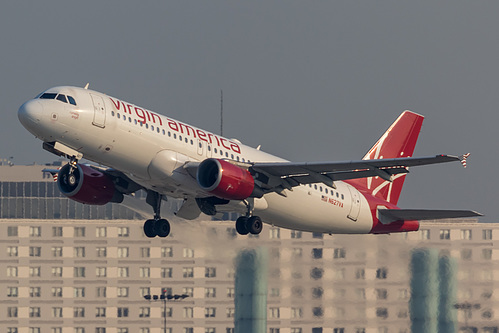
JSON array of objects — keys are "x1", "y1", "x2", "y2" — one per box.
[{"x1": 18, "y1": 99, "x2": 44, "y2": 130}]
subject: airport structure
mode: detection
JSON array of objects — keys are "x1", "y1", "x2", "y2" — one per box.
[{"x1": 0, "y1": 163, "x2": 498, "y2": 333}]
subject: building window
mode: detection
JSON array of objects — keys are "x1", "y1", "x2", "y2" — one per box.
[
  {"x1": 140, "y1": 287, "x2": 151, "y2": 297},
  {"x1": 483, "y1": 229, "x2": 493, "y2": 240},
  {"x1": 334, "y1": 248, "x2": 346, "y2": 259},
  {"x1": 269, "y1": 307, "x2": 280, "y2": 318},
  {"x1": 270, "y1": 228, "x2": 280, "y2": 239},
  {"x1": 30, "y1": 226, "x2": 41, "y2": 237},
  {"x1": 7, "y1": 286, "x2": 18, "y2": 297},
  {"x1": 140, "y1": 247, "x2": 150, "y2": 258},
  {"x1": 183, "y1": 248, "x2": 194, "y2": 258},
  {"x1": 51, "y1": 287, "x2": 62, "y2": 297},
  {"x1": 205, "y1": 267, "x2": 216, "y2": 278},
  {"x1": 118, "y1": 227, "x2": 129, "y2": 237},
  {"x1": 74, "y1": 287, "x2": 85, "y2": 297},
  {"x1": 376, "y1": 308, "x2": 388, "y2": 319},
  {"x1": 376, "y1": 267, "x2": 388, "y2": 279},
  {"x1": 312, "y1": 307, "x2": 323, "y2": 318},
  {"x1": 184, "y1": 307, "x2": 193, "y2": 318},
  {"x1": 205, "y1": 287, "x2": 216, "y2": 298},
  {"x1": 52, "y1": 246, "x2": 63, "y2": 257},
  {"x1": 461, "y1": 249, "x2": 472, "y2": 260},
  {"x1": 376, "y1": 289, "x2": 388, "y2": 300},
  {"x1": 30, "y1": 307, "x2": 41, "y2": 317},
  {"x1": 7, "y1": 246, "x2": 18, "y2": 257},
  {"x1": 30, "y1": 246, "x2": 41, "y2": 257},
  {"x1": 7, "y1": 307, "x2": 18, "y2": 317},
  {"x1": 117, "y1": 287, "x2": 129, "y2": 297},
  {"x1": 310, "y1": 267, "x2": 323, "y2": 280},
  {"x1": 118, "y1": 267, "x2": 129, "y2": 278},
  {"x1": 118, "y1": 247, "x2": 129, "y2": 258},
  {"x1": 313, "y1": 232, "x2": 323, "y2": 239},
  {"x1": 162, "y1": 247, "x2": 173, "y2": 257},
  {"x1": 96, "y1": 247, "x2": 107, "y2": 257},
  {"x1": 30, "y1": 287, "x2": 41, "y2": 297},
  {"x1": 291, "y1": 230, "x2": 302, "y2": 239},
  {"x1": 184, "y1": 329, "x2": 194, "y2": 333},
  {"x1": 292, "y1": 248, "x2": 303, "y2": 258},
  {"x1": 420, "y1": 229, "x2": 430, "y2": 240},
  {"x1": 291, "y1": 329, "x2": 303, "y2": 333},
  {"x1": 269, "y1": 329, "x2": 280, "y2": 333},
  {"x1": 139, "y1": 307, "x2": 150, "y2": 318},
  {"x1": 356, "y1": 268, "x2": 365, "y2": 279},
  {"x1": 440, "y1": 229, "x2": 450, "y2": 240},
  {"x1": 74, "y1": 267, "x2": 86, "y2": 277},
  {"x1": 205, "y1": 307, "x2": 216, "y2": 318},
  {"x1": 162, "y1": 268, "x2": 173, "y2": 278},
  {"x1": 52, "y1": 226, "x2": 63, "y2": 237},
  {"x1": 312, "y1": 248, "x2": 323, "y2": 259},
  {"x1": 74, "y1": 247, "x2": 85, "y2": 257},
  {"x1": 52, "y1": 267, "x2": 62, "y2": 277},
  {"x1": 183, "y1": 267, "x2": 194, "y2": 278},
  {"x1": 117, "y1": 307, "x2": 129, "y2": 317},
  {"x1": 461, "y1": 229, "x2": 472, "y2": 240},
  {"x1": 96, "y1": 307, "x2": 106, "y2": 317},
  {"x1": 96, "y1": 227, "x2": 107, "y2": 237},
  {"x1": 96, "y1": 287, "x2": 106, "y2": 298},
  {"x1": 7, "y1": 266, "x2": 18, "y2": 277},
  {"x1": 7, "y1": 226, "x2": 18, "y2": 236},
  {"x1": 30, "y1": 266, "x2": 41, "y2": 277},
  {"x1": 140, "y1": 267, "x2": 150, "y2": 278},
  {"x1": 74, "y1": 227, "x2": 85, "y2": 237},
  {"x1": 183, "y1": 287, "x2": 193, "y2": 297},
  {"x1": 74, "y1": 307, "x2": 85, "y2": 318},
  {"x1": 292, "y1": 307, "x2": 303, "y2": 318},
  {"x1": 95, "y1": 329, "x2": 106, "y2": 333},
  {"x1": 227, "y1": 287, "x2": 235, "y2": 298},
  {"x1": 312, "y1": 287, "x2": 324, "y2": 299},
  {"x1": 52, "y1": 307, "x2": 62, "y2": 318},
  {"x1": 356, "y1": 288, "x2": 366, "y2": 300},
  {"x1": 483, "y1": 248, "x2": 493, "y2": 260}
]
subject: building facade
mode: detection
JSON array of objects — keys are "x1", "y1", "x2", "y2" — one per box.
[{"x1": 0, "y1": 164, "x2": 498, "y2": 333}]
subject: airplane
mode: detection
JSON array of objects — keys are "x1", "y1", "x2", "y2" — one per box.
[{"x1": 17, "y1": 85, "x2": 481, "y2": 237}]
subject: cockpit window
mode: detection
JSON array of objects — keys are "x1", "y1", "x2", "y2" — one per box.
[
  {"x1": 38, "y1": 92, "x2": 77, "y2": 106},
  {"x1": 40, "y1": 93, "x2": 57, "y2": 99},
  {"x1": 67, "y1": 95, "x2": 77, "y2": 106},
  {"x1": 56, "y1": 94, "x2": 68, "y2": 103}
]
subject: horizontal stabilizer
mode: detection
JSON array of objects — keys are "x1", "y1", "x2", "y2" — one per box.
[{"x1": 378, "y1": 209, "x2": 482, "y2": 223}]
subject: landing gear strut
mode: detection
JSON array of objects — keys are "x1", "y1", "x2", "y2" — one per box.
[
  {"x1": 235, "y1": 199, "x2": 263, "y2": 235},
  {"x1": 144, "y1": 191, "x2": 170, "y2": 238}
]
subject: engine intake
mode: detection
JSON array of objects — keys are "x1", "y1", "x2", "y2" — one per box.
[
  {"x1": 197, "y1": 158, "x2": 255, "y2": 200},
  {"x1": 58, "y1": 163, "x2": 122, "y2": 205}
]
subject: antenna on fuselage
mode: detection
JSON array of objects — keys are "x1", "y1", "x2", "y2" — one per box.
[
  {"x1": 220, "y1": 89, "x2": 223, "y2": 136},
  {"x1": 84, "y1": 83, "x2": 90, "y2": 90}
]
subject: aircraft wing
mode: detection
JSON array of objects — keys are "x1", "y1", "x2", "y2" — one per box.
[{"x1": 250, "y1": 154, "x2": 468, "y2": 193}]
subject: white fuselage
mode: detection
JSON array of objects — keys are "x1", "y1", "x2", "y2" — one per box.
[{"x1": 19, "y1": 86, "x2": 374, "y2": 233}]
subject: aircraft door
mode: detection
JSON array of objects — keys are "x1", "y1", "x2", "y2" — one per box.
[
  {"x1": 347, "y1": 185, "x2": 361, "y2": 221},
  {"x1": 90, "y1": 94, "x2": 106, "y2": 128}
]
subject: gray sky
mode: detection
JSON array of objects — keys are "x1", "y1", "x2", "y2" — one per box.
[{"x1": 0, "y1": 2, "x2": 496, "y2": 220}]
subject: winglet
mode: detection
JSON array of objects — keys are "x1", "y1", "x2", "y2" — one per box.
[{"x1": 459, "y1": 153, "x2": 471, "y2": 168}]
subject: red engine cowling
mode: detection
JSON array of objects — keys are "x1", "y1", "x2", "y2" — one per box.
[
  {"x1": 197, "y1": 158, "x2": 254, "y2": 200},
  {"x1": 57, "y1": 163, "x2": 120, "y2": 205}
]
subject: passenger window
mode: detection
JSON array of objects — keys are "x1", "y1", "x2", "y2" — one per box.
[
  {"x1": 325, "y1": 189, "x2": 328, "y2": 194},
  {"x1": 129, "y1": 117, "x2": 132, "y2": 123},
  {"x1": 145, "y1": 124, "x2": 149, "y2": 129},
  {"x1": 111, "y1": 111, "x2": 115, "y2": 117},
  {"x1": 117, "y1": 113, "x2": 121, "y2": 119},
  {"x1": 67, "y1": 95, "x2": 77, "y2": 105},
  {"x1": 134, "y1": 119, "x2": 138, "y2": 125},
  {"x1": 151, "y1": 125, "x2": 154, "y2": 131},
  {"x1": 157, "y1": 127, "x2": 160, "y2": 133},
  {"x1": 56, "y1": 94, "x2": 67, "y2": 103},
  {"x1": 214, "y1": 148, "x2": 217, "y2": 153},
  {"x1": 40, "y1": 93, "x2": 57, "y2": 99}
]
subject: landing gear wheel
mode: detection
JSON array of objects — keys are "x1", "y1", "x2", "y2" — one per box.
[
  {"x1": 236, "y1": 216, "x2": 249, "y2": 235},
  {"x1": 154, "y1": 218, "x2": 171, "y2": 238},
  {"x1": 144, "y1": 219, "x2": 156, "y2": 238},
  {"x1": 246, "y1": 216, "x2": 263, "y2": 235}
]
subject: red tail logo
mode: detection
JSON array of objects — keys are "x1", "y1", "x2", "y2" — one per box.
[{"x1": 349, "y1": 111, "x2": 424, "y2": 205}]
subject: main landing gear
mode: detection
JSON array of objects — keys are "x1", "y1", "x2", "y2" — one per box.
[
  {"x1": 143, "y1": 191, "x2": 170, "y2": 238},
  {"x1": 235, "y1": 199, "x2": 263, "y2": 235}
]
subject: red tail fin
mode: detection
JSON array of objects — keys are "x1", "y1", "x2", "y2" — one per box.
[{"x1": 348, "y1": 111, "x2": 424, "y2": 205}]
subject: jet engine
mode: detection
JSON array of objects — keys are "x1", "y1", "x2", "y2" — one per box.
[
  {"x1": 57, "y1": 163, "x2": 123, "y2": 205},
  {"x1": 197, "y1": 158, "x2": 255, "y2": 200}
]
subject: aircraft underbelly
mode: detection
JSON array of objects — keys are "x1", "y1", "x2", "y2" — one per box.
[{"x1": 257, "y1": 185, "x2": 373, "y2": 234}]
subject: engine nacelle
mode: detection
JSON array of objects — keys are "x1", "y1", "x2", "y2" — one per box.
[
  {"x1": 58, "y1": 163, "x2": 122, "y2": 205},
  {"x1": 197, "y1": 158, "x2": 255, "y2": 200}
]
